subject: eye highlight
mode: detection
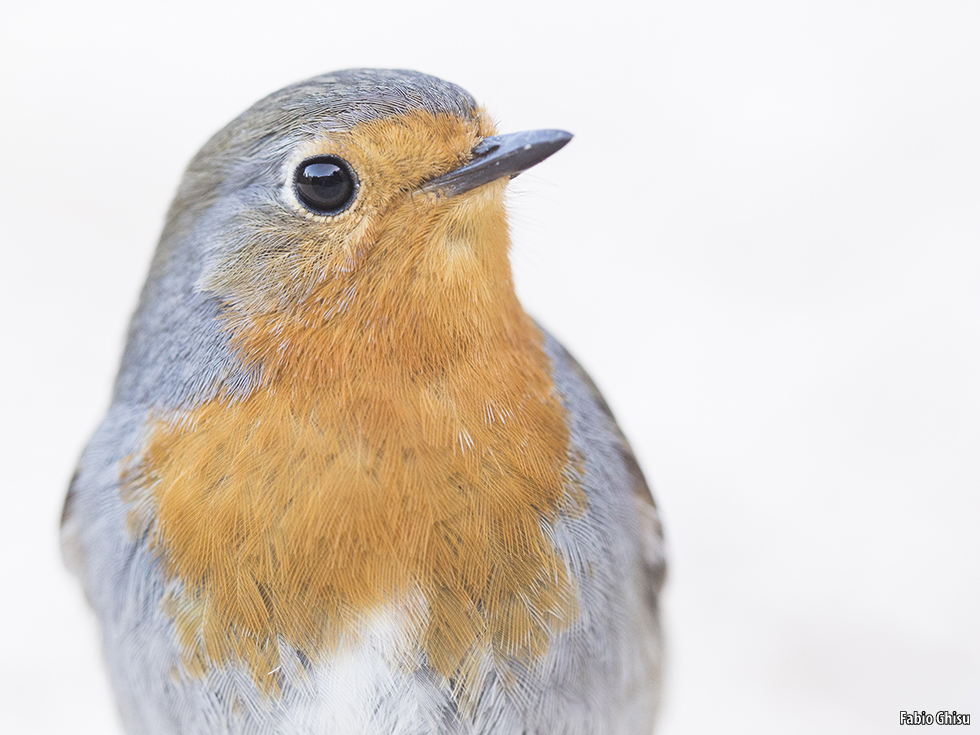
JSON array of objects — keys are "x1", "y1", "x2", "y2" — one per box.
[{"x1": 293, "y1": 156, "x2": 358, "y2": 215}]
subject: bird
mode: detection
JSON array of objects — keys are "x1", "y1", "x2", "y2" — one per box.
[{"x1": 61, "y1": 68, "x2": 666, "y2": 735}]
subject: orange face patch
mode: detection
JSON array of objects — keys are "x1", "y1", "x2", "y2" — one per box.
[{"x1": 123, "y1": 111, "x2": 582, "y2": 705}]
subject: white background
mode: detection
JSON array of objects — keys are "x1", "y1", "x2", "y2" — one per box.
[{"x1": 2, "y1": 2, "x2": 978, "y2": 733}]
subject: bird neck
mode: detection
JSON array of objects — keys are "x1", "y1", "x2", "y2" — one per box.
[{"x1": 221, "y1": 180, "x2": 526, "y2": 386}]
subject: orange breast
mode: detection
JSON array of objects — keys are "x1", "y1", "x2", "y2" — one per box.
[{"x1": 124, "y1": 290, "x2": 581, "y2": 703}]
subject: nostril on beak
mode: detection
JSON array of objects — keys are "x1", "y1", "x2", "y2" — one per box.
[{"x1": 470, "y1": 139, "x2": 501, "y2": 159}]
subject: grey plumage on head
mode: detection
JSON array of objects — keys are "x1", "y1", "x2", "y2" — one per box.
[
  {"x1": 199, "y1": 69, "x2": 478, "y2": 164},
  {"x1": 264, "y1": 68, "x2": 478, "y2": 129}
]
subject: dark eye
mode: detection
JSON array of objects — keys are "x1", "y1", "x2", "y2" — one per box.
[{"x1": 293, "y1": 156, "x2": 358, "y2": 215}]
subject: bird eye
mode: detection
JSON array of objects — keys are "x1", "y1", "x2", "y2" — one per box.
[{"x1": 293, "y1": 156, "x2": 358, "y2": 215}]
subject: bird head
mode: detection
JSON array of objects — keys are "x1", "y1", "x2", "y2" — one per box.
[{"x1": 132, "y1": 69, "x2": 570, "y2": 397}]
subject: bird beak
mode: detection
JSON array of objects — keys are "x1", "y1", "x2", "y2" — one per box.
[{"x1": 418, "y1": 129, "x2": 573, "y2": 198}]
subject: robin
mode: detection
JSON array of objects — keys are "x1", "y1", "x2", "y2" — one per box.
[{"x1": 62, "y1": 68, "x2": 666, "y2": 735}]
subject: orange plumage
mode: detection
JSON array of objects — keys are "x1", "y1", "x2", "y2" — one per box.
[{"x1": 123, "y1": 109, "x2": 582, "y2": 703}]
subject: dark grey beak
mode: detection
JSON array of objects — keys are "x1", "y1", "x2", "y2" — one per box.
[{"x1": 418, "y1": 129, "x2": 573, "y2": 198}]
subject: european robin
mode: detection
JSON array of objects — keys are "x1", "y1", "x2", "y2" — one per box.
[{"x1": 62, "y1": 68, "x2": 666, "y2": 735}]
